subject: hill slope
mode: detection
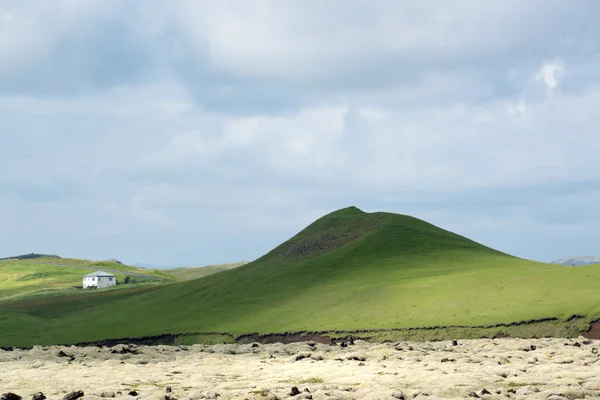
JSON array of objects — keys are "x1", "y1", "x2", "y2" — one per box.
[
  {"x1": 1, "y1": 207, "x2": 600, "y2": 346},
  {"x1": 168, "y1": 262, "x2": 249, "y2": 281}
]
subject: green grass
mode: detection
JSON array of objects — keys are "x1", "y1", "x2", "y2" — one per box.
[
  {"x1": 168, "y1": 262, "x2": 248, "y2": 280},
  {"x1": 2, "y1": 206, "x2": 600, "y2": 347},
  {"x1": 0, "y1": 257, "x2": 176, "y2": 301}
]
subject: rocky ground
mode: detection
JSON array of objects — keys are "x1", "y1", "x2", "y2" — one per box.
[{"x1": 2, "y1": 337, "x2": 600, "y2": 400}]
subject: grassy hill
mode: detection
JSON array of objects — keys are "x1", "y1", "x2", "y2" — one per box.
[
  {"x1": 168, "y1": 262, "x2": 248, "y2": 281},
  {"x1": 1, "y1": 206, "x2": 600, "y2": 347},
  {"x1": 0, "y1": 256, "x2": 176, "y2": 301}
]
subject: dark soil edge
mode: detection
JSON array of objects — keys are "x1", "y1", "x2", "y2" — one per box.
[{"x1": 3, "y1": 315, "x2": 594, "y2": 350}]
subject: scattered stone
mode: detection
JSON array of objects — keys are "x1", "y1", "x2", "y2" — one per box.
[
  {"x1": 57, "y1": 351, "x2": 75, "y2": 361},
  {"x1": 392, "y1": 391, "x2": 406, "y2": 399},
  {"x1": 100, "y1": 392, "x2": 116, "y2": 398},
  {"x1": 204, "y1": 392, "x2": 219, "y2": 399},
  {"x1": 295, "y1": 353, "x2": 310, "y2": 361},
  {"x1": 63, "y1": 391, "x2": 84, "y2": 400},
  {"x1": 440, "y1": 358, "x2": 455, "y2": 363},
  {"x1": 2, "y1": 393, "x2": 22, "y2": 400},
  {"x1": 451, "y1": 340, "x2": 458, "y2": 346},
  {"x1": 340, "y1": 342, "x2": 348, "y2": 348},
  {"x1": 495, "y1": 390, "x2": 501, "y2": 395},
  {"x1": 467, "y1": 392, "x2": 480, "y2": 398},
  {"x1": 128, "y1": 391, "x2": 138, "y2": 397},
  {"x1": 166, "y1": 387, "x2": 172, "y2": 394},
  {"x1": 480, "y1": 388, "x2": 491, "y2": 395},
  {"x1": 32, "y1": 393, "x2": 46, "y2": 400},
  {"x1": 346, "y1": 356, "x2": 366, "y2": 362},
  {"x1": 290, "y1": 387, "x2": 301, "y2": 396},
  {"x1": 251, "y1": 343, "x2": 259, "y2": 348}
]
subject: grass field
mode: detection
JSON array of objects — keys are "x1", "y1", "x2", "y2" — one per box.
[
  {"x1": 0, "y1": 256, "x2": 176, "y2": 301},
  {"x1": 1, "y1": 206, "x2": 600, "y2": 347},
  {"x1": 168, "y1": 262, "x2": 248, "y2": 281}
]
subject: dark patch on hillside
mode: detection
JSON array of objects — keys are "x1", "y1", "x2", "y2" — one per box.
[{"x1": 0, "y1": 253, "x2": 61, "y2": 261}]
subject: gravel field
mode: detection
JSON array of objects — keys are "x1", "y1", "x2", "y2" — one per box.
[{"x1": 2, "y1": 338, "x2": 600, "y2": 400}]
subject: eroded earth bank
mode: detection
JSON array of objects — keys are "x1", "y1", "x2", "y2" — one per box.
[{"x1": 2, "y1": 338, "x2": 600, "y2": 400}]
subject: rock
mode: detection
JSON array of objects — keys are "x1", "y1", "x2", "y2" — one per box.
[
  {"x1": 100, "y1": 392, "x2": 116, "y2": 398},
  {"x1": 166, "y1": 387, "x2": 172, "y2": 394},
  {"x1": 63, "y1": 391, "x2": 84, "y2": 400},
  {"x1": 290, "y1": 387, "x2": 301, "y2": 396},
  {"x1": 451, "y1": 340, "x2": 458, "y2": 346},
  {"x1": 297, "y1": 394, "x2": 312, "y2": 400},
  {"x1": 165, "y1": 396, "x2": 177, "y2": 400},
  {"x1": 340, "y1": 342, "x2": 348, "y2": 348},
  {"x1": 440, "y1": 358, "x2": 455, "y2": 363},
  {"x1": 347, "y1": 336, "x2": 355, "y2": 345},
  {"x1": 467, "y1": 392, "x2": 480, "y2": 398},
  {"x1": 346, "y1": 355, "x2": 366, "y2": 361},
  {"x1": 128, "y1": 391, "x2": 138, "y2": 397},
  {"x1": 1, "y1": 393, "x2": 22, "y2": 400},
  {"x1": 57, "y1": 351, "x2": 75, "y2": 361},
  {"x1": 480, "y1": 388, "x2": 491, "y2": 395},
  {"x1": 32, "y1": 394, "x2": 46, "y2": 400},
  {"x1": 392, "y1": 391, "x2": 407, "y2": 399},
  {"x1": 204, "y1": 392, "x2": 219, "y2": 400}
]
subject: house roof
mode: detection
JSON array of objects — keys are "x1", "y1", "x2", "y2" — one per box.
[{"x1": 84, "y1": 271, "x2": 115, "y2": 277}]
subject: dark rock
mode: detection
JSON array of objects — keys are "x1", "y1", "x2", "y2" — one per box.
[
  {"x1": 340, "y1": 342, "x2": 348, "y2": 348},
  {"x1": 408, "y1": 346, "x2": 414, "y2": 351},
  {"x1": 358, "y1": 362, "x2": 365, "y2": 366},
  {"x1": 32, "y1": 393, "x2": 46, "y2": 400},
  {"x1": 0, "y1": 347, "x2": 14, "y2": 352},
  {"x1": 303, "y1": 389, "x2": 310, "y2": 393},
  {"x1": 480, "y1": 388, "x2": 491, "y2": 395},
  {"x1": 295, "y1": 354, "x2": 309, "y2": 361},
  {"x1": 329, "y1": 339, "x2": 337, "y2": 347},
  {"x1": 166, "y1": 387, "x2": 172, "y2": 393},
  {"x1": 507, "y1": 389, "x2": 517, "y2": 394},
  {"x1": 164, "y1": 396, "x2": 177, "y2": 400},
  {"x1": 347, "y1": 336, "x2": 355, "y2": 345},
  {"x1": 391, "y1": 391, "x2": 406, "y2": 400},
  {"x1": 63, "y1": 391, "x2": 84, "y2": 400},
  {"x1": 57, "y1": 351, "x2": 75, "y2": 361},
  {"x1": 251, "y1": 343, "x2": 259, "y2": 348},
  {"x1": 451, "y1": 340, "x2": 458, "y2": 346},
  {"x1": 440, "y1": 358, "x2": 455, "y2": 363},
  {"x1": 495, "y1": 390, "x2": 501, "y2": 395},
  {"x1": 467, "y1": 392, "x2": 480, "y2": 398},
  {"x1": 2, "y1": 393, "x2": 22, "y2": 400},
  {"x1": 128, "y1": 391, "x2": 138, "y2": 397},
  {"x1": 592, "y1": 348, "x2": 598, "y2": 354},
  {"x1": 290, "y1": 387, "x2": 301, "y2": 396}
]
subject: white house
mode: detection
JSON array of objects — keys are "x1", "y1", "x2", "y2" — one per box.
[{"x1": 83, "y1": 271, "x2": 116, "y2": 289}]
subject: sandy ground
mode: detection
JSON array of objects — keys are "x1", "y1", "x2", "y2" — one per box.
[{"x1": 2, "y1": 338, "x2": 600, "y2": 400}]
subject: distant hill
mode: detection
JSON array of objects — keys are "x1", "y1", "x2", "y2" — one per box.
[
  {"x1": 551, "y1": 256, "x2": 600, "y2": 266},
  {"x1": 0, "y1": 253, "x2": 60, "y2": 261},
  {"x1": 168, "y1": 262, "x2": 249, "y2": 280},
  {"x1": 3, "y1": 206, "x2": 600, "y2": 347}
]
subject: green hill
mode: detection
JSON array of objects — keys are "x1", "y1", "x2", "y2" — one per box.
[
  {"x1": 0, "y1": 256, "x2": 176, "y2": 301},
  {"x1": 1, "y1": 207, "x2": 599, "y2": 347}
]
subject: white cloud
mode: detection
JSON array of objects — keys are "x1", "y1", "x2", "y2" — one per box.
[{"x1": 535, "y1": 60, "x2": 565, "y2": 92}]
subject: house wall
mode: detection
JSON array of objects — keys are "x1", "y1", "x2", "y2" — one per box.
[{"x1": 83, "y1": 275, "x2": 117, "y2": 288}]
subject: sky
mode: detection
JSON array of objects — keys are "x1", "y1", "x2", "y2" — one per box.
[{"x1": 1, "y1": 1, "x2": 600, "y2": 267}]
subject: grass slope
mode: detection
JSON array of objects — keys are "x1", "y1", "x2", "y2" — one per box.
[
  {"x1": 2, "y1": 207, "x2": 600, "y2": 346},
  {"x1": 168, "y1": 262, "x2": 249, "y2": 281},
  {"x1": 0, "y1": 256, "x2": 176, "y2": 301}
]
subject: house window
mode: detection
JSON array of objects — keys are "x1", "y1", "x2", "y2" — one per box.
[{"x1": 108, "y1": 277, "x2": 113, "y2": 281}]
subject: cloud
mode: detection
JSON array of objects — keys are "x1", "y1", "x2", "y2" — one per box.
[
  {"x1": 536, "y1": 60, "x2": 565, "y2": 92},
  {"x1": 2, "y1": 1, "x2": 600, "y2": 265}
]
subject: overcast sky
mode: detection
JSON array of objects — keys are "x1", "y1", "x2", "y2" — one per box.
[{"x1": 1, "y1": 1, "x2": 600, "y2": 267}]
